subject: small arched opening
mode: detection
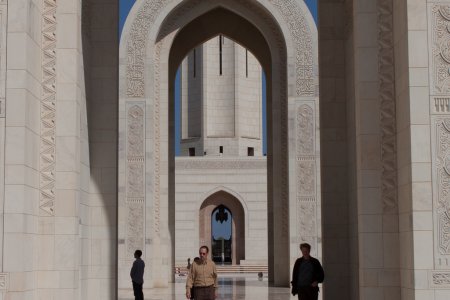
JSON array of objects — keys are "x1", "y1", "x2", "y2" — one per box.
[{"x1": 199, "y1": 191, "x2": 245, "y2": 265}]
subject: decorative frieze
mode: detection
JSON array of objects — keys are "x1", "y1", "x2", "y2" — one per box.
[
  {"x1": 296, "y1": 104, "x2": 317, "y2": 242},
  {"x1": 176, "y1": 159, "x2": 266, "y2": 170},
  {"x1": 430, "y1": 270, "x2": 450, "y2": 288},
  {"x1": 268, "y1": 0, "x2": 315, "y2": 96},
  {"x1": 126, "y1": 0, "x2": 165, "y2": 97},
  {"x1": 126, "y1": 104, "x2": 145, "y2": 256},
  {"x1": 40, "y1": 0, "x2": 57, "y2": 215},
  {"x1": 0, "y1": 273, "x2": 7, "y2": 290},
  {"x1": 433, "y1": 118, "x2": 450, "y2": 263},
  {"x1": 431, "y1": 5, "x2": 450, "y2": 94},
  {"x1": 377, "y1": 0, "x2": 397, "y2": 213},
  {"x1": 432, "y1": 97, "x2": 450, "y2": 114}
]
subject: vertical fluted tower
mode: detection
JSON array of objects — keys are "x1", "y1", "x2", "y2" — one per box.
[{"x1": 180, "y1": 36, "x2": 263, "y2": 157}]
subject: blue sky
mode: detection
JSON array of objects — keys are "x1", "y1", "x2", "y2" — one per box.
[{"x1": 119, "y1": 1, "x2": 318, "y2": 156}]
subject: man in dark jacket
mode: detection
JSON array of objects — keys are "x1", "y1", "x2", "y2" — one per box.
[
  {"x1": 130, "y1": 249, "x2": 145, "y2": 300},
  {"x1": 291, "y1": 243, "x2": 324, "y2": 300}
]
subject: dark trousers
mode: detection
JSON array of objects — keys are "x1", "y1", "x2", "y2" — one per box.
[
  {"x1": 297, "y1": 286, "x2": 319, "y2": 300},
  {"x1": 193, "y1": 286, "x2": 215, "y2": 300},
  {"x1": 132, "y1": 281, "x2": 144, "y2": 300}
]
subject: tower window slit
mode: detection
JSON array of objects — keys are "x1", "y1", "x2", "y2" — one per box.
[
  {"x1": 246, "y1": 49, "x2": 248, "y2": 78},
  {"x1": 193, "y1": 49, "x2": 196, "y2": 78},
  {"x1": 219, "y1": 35, "x2": 223, "y2": 75}
]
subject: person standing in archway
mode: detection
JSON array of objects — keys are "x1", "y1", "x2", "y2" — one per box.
[
  {"x1": 130, "y1": 249, "x2": 145, "y2": 300},
  {"x1": 186, "y1": 246, "x2": 218, "y2": 300},
  {"x1": 291, "y1": 243, "x2": 324, "y2": 300}
]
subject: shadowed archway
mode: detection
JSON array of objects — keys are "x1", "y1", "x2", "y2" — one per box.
[
  {"x1": 199, "y1": 191, "x2": 246, "y2": 265},
  {"x1": 164, "y1": 6, "x2": 288, "y2": 285}
]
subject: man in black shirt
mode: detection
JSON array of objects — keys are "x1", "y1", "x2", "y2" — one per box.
[
  {"x1": 130, "y1": 249, "x2": 145, "y2": 300},
  {"x1": 291, "y1": 243, "x2": 324, "y2": 300}
]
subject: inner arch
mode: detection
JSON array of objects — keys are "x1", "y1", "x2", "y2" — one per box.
[{"x1": 163, "y1": 5, "x2": 290, "y2": 286}]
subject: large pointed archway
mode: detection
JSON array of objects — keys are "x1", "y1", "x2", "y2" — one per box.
[{"x1": 118, "y1": 0, "x2": 320, "y2": 289}]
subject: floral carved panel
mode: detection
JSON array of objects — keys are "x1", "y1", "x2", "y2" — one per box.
[
  {"x1": 296, "y1": 104, "x2": 317, "y2": 243},
  {"x1": 432, "y1": 5, "x2": 450, "y2": 94},
  {"x1": 433, "y1": 118, "x2": 450, "y2": 269},
  {"x1": 126, "y1": 105, "x2": 145, "y2": 256}
]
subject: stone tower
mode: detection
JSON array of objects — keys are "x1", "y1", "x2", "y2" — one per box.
[{"x1": 180, "y1": 36, "x2": 263, "y2": 157}]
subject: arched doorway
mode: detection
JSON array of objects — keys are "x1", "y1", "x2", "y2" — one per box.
[
  {"x1": 211, "y1": 205, "x2": 232, "y2": 264},
  {"x1": 199, "y1": 191, "x2": 245, "y2": 265},
  {"x1": 118, "y1": 0, "x2": 320, "y2": 288}
]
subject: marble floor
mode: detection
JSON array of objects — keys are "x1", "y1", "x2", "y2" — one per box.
[{"x1": 118, "y1": 274, "x2": 293, "y2": 300}]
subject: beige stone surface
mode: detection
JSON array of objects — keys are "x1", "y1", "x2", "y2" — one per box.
[{"x1": 0, "y1": 0, "x2": 448, "y2": 299}]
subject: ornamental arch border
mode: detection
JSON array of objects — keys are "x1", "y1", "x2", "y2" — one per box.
[{"x1": 118, "y1": 0, "x2": 320, "y2": 289}]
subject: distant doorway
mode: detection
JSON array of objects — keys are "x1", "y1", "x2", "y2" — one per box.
[
  {"x1": 199, "y1": 191, "x2": 245, "y2": 265},
  {"x1": 211, "y1": 205, "x2": 232, "y2": 264}
]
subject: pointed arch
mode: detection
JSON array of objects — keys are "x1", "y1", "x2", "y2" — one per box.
[{"x1": 199, "y1": 190, "x2": 246, "y2": 265}]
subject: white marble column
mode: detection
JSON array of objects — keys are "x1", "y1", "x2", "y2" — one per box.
[{"x1": 3, "y1": 0, "x2": 42, "y2": 299}]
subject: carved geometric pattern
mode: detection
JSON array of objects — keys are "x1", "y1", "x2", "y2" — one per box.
[
  {"x1": 126, "y1": 0, "x2": 165, "y2": 97},
  {"x1": 435, "y1": 119, "x2": 450, "y2": 256},
  {"x1": 40, "y1": 0, "x2": 57, "y2": 215},
  {"x1": 126, "y1": 105, "x2": 145, "y2": 256},
  {"x1": 127, "y1": 202, "x2": 145, "y2": 256},
  {"x1": 431, "y1": 271, "x2": 450, "y2": 287},
  {"x1": 297, "y1": 105, "x2": 314, "y2": 156},
  {"x1": 0, "y1": 273, "x2": 7, "y2": 290},
  {"x1": 296, "y1": 104, "x2": 316, "y2": 241},
  {"x1": 268, "y1": 0, "x2": 314, "y2": 96},
  {"x1": 176, "y1": 159, "x2": 266, "y2": 170},
  {"x1": 432, "y1": 5, "x2": 450, "y2": 94},
  {"x1": 378, "y1": 0, "x2": 397, "y2": 213}
]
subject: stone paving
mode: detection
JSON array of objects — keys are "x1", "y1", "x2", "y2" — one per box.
[{"x1": 118, "y1": 274, "x2": 294, "y2": 300}]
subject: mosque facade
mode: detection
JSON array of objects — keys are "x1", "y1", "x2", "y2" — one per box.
[{"x1": 0, "y1": 0, "x2": 447, "y2": 300}]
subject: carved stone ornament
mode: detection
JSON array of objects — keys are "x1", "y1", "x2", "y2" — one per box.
[
  {"x1": 296, "y1": 105, "x2": 314, "y2": 156},
  {"x1": 434, "y1": 119, "x2": 450, "y2": 256},
  {"x1": 432, "y1": 5, "x2": 450, "y2": 94},
  {"x1": 176, "y1": 159, "x2": 266, "y2": 170},
  {"x1": 378, "y1": 0, "x2": 397, "y2": 213},
  {"x1": 296, "y1": 104, "x2": 316, "y2": 241},
  {"x1": 434, "y1": 97, "x2": 450, "y2": 114},
  {"x1": 126, "y1": 0, "x2": 165, "y2": 97},
  {"x1": 0, "y1": 273, "x2": 7, "y2": 290},
  {"x1": 268, "y1": 0, "x2": 315, "y2": 96},
  {"x1": 40, "y1": 0, "x2": 57, "y2": 215},
  {"x1": 430, "y1": 271, "x2": 450, "y2": 288},
  {"x1": 127, "y1": 202, "x2": 145, "y2": 256},
  {"x1": 126, "y1": 105, "x2": 145, "y2": 256}
]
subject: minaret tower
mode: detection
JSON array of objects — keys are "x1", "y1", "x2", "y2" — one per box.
[{"x1": 180, "y1": 36, "x2": 263, "y2": 157}]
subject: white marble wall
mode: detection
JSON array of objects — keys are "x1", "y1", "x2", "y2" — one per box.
[
  {"x1": 82, "y1": 0, "x2": 118, "y2": 298},
  {"x1": 174, "y1": 157, "x2": 268, "y2": 266},
  {"x1": 318, "y1": 0, "x2": 352, "y2": 298},
  {"x1": 4, "y1": 0, "x2": 42, "y2": 299}
]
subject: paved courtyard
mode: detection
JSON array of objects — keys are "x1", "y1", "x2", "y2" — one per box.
[{"x1": 118, "y1": 274, "x2": 294, "y2": 300}]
